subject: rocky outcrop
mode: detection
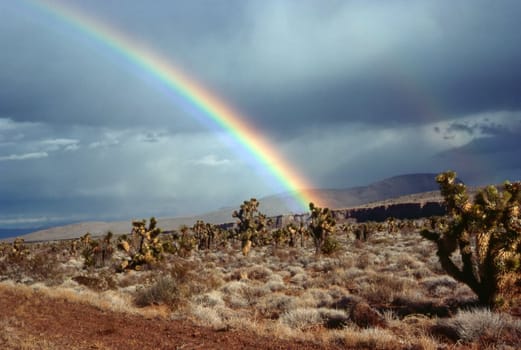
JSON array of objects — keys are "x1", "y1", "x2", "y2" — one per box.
[
  {"x1": 268, "y1": 201, "x2": 446, "y2": 228},
  {"x1": 336, "y1": 201, "x2": 446, "y2": 222}
]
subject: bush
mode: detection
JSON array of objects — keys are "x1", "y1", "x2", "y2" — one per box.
[{"x1": 135, "y1": 276, "x2": 181, "y2": 308}]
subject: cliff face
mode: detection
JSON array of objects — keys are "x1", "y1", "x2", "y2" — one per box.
[
  {"x1": 270, "y1": 201, "x2": 446, "y2": 228},
  {"x1": 334, "y1": 202, "x2": 446, "y2": 222}
]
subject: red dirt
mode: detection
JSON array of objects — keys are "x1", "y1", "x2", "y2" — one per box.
[{"x1": 0, "y1": 284, "x2": 339, "y2": 350}]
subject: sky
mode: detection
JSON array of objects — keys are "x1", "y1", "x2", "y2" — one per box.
[{"x1": 1, "y1": 0, "x2": 521, "y2": 228}]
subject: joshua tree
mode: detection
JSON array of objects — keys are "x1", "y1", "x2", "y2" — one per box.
[
  {"x1": 171, "y1": 225, "x2": 197, "y2": 257},
  {"x1": 192, "y1": 220, "x2": 221, "y2": 250},
  {"x1": 82, "y1": 231, "x2": 114, "y2": 268},
  {"x1": 271, "y1": 228, "x2": 286, "y2": 249},
  {"x1": 8, "y1": 238, "x2": 29, "y2": 260},
  {"x1": 283, "y1": 223, "x2": 301, "y2": 248},
  {"x1": 354, "y1": 223, "x2": 368, "y2": 241},
  {"x1": 232, "y1": 198, "x2": 271, "y2": 256},
  {"x1": 117, "y1": 217, "x2": 164, "y2": 271},
  {"x1": 387, "y1": 217, "x2": 396, "y2": 234},
  {"x1": 421, "y1": 171, "x2": 521, "y2": 308},
  {"x1": 308, "y1": 202, "x2": 336, "y2": 254}
]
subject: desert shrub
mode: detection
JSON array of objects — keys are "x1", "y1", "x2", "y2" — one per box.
[
  {"x1": 257, "y1": 293, "x2": 295, "y2": 319},
  {"x1": 349, "y1": 301, "x2": 386, "y2": 328},
  {"x1": 357, "y1": 275, "x2": 406, "y2": 305},
  {"x1": 321, "y1": 236, "x2": 341, "y2": 255},
  {"x1": 332, "y1": 327, "x2": 401, "y2": 350},
  {"x1": 245, "y1": 265, "x2": 273, "y2": 282},
  {"x1": 264, "y1": 275, "x2": 285, "y2": 292},
  {"x1": 192, "y1": 290, "x2": 225, "y2": 308},
  {"x1": 356, "y1": 252, "x2": 371, "y2": 270},
  {"x1": 72, "y1": 271, "x2": 117, "y2": 292},
  {"x1": 135, "y1": 276, "x2": 181, "y2": 308},
  {"x1": 134, "y1": 258, "x2": 217, "y2": 309},
  {"x1": 280, "y1": 307, "x2": 323, "y2": 329},
  {"x1": 432, "y1": 309, "x2": 521, "y2": 346},
  {"x1": 0, "y1": 245, "x2": 63, "y2": 285},
  {"x1": 191, "y1": 304, "x2": 229, "y2": 330}
]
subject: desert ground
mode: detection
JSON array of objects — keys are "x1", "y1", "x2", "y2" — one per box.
[{"x1": 1, "y1": 214, "x2": 521, "y2": 349}]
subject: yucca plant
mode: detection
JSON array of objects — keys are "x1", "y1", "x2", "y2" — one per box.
[
  {"x1": 421, "y1": 171, "x2": 521, "y2": 308},
  {"x1": 308, "y1": 202, "x2": 336, "y2": 254},
  {"x1": 117, "y1": 217, "x2": 164, "y2": 271},
  {"x1": 232, "y1": 198, "x2": 271, "y2": 256}
]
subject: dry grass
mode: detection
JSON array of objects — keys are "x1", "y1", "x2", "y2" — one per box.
[
  {"x1": 432, "y1": 308, "x2": 521, "y2": 347},
  {"x1": 2, "y1": 220, "x2": 519, "y2": 349},
  {"x1": 0, "y1": 316, "x2": 66, "y2": 350}
]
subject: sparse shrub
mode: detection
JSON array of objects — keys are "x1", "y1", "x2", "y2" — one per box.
[
  {"x1": 257, "y1": 293, "x2": 294, "y2": 319},
  {"x1": 0, "y1": 243, "x2": 63, "y2": 285},
  {"x1": 432, "y1": 309, "x2": 521, "y2": 346},
  {"x1": 135, "y1": 276, "x2": 180, "y2": 308},
  {"x1": 321, "y1": 236, "x2": 341, "y2": 255},
  {"x1": 334, "y1": 327, "x2": 401, "y2": 350},
  {"x1": 245, "y1": 265, "x2": 272, "y2": 282},
  {"x1": 356, "y1": 252, "x2": 371, "y2": 270},
  {"x1": 72, "y1": 272, "x2": 117, "y2": 291},
  {"x1": 280, "y1": 307, "x2": 323, "y2": 330},
  {"x1": 421, "y1": 171, "x2": 521, "y2": 308},
  {"x1": 349, "y1": 301, "x2": 386, "y2": 328},
  {"x1": 134, "y1": 259, "x2": 209, "y2": 309}
]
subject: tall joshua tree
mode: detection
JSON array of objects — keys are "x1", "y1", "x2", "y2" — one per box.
[
  {"x1": 308, "y1": 202, "x2": 336, "y2": 255},
  {"x1": 421, "y1": 171, "x2": 521, "y2": 308},
  {"x1": 232, "y1": 198, "x2": 271, "y2": 256}
]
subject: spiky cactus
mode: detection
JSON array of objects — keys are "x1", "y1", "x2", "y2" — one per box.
[
  {"x1": 308, "y1": 202, "x2": 336, "y2": 254},
  {"x1": 117, "y1": 217, "x2": 164, "y2": 271},
  {"x1": 232, "y1": 198, "x2": 271, "y2": 256},
  {"x1": 421, "y1": 171, "x2": 521, "y2": 308}
]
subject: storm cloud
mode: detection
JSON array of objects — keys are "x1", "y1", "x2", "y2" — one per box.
[{"x1": 1, "y1": 0, "x2": 520, "y2": 227}]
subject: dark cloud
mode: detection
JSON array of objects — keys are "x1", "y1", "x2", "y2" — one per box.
[
  {"x1": 1, "y1": 1, "x2": 521, "y2": 227},
  {"x1": 2, "y1": 1, "x2": 521, "y2": 131}
]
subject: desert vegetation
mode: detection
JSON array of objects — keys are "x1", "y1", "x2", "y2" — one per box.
[{"x1": 1, "y1": 173, "x2": 521, "y2": 349}]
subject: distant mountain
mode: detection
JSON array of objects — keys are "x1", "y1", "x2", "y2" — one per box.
[
  {"x1": 0, "y1": 228, "x2": 44, "y2": 240},
  {"x1": 10, "y1": 173, "x2": 441, "y2": 242},
  {"x1": 266, "y1": 173, "x2": 442, "y2": 213}
]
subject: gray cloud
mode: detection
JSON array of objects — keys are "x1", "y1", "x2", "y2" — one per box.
[{"x1": 1, "y1": 1, "x2": 520, "y2": 227}]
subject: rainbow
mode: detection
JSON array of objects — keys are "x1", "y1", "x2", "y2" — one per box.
[{"x1": 27, "y1": 0, "x2": 318, "y2": 212}]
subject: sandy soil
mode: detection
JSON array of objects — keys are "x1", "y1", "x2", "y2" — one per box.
[{"x1": 0, "y1": 283, "x2": 338, "y2": 350}]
